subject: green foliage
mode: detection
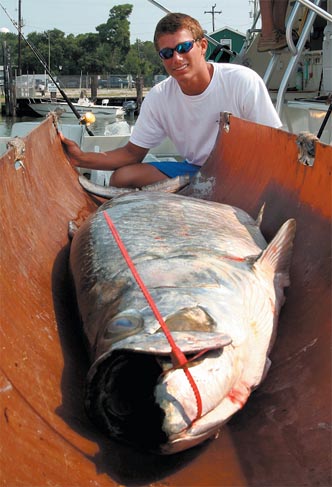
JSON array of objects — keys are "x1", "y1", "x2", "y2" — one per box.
[
  {"x1": 0, "y1": 32, "x2": 19, "y2": 67},
  {"x1": 0, "y1": 3, "x2": 166, "y2": 79},
  {"x1": 122, "y1": 40, "x2": 167, "y2": 84}
]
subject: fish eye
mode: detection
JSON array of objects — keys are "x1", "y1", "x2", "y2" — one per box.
[
  {"x1": 112, "y1": 317, "x2": 136, "y2": 328},
  {"x1": 104, "y1": 310, "x2": 144, "y2": 339}
]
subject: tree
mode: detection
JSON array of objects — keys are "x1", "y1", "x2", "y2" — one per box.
[
  {"x1": 96, "y1": 4, "x2": 133, "y2": 73},
  {"x1": 0, "y1": 32, "x2": 18, "y2": 68},
  {"x1": 123, "y1": 40, "x2": 167, "y2": 83},
  {"x1": 76, "y1": 33, "x2": 104, "y2": 73},
  {"x1": 0, "y1": 3, "x2": 168, "y2": 81},
  {"x1": 62, "y1": 34, "x2": 82, "y2": 74}
]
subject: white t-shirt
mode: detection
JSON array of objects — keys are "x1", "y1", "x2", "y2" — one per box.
[{"x1": 130, "y1": 63, "x2": 282, "y2": 167}]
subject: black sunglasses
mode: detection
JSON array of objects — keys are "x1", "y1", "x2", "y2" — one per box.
[{"x1": 158, "y1": 39, "x2": 200, "y2": 60}]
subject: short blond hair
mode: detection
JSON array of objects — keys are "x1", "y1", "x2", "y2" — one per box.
[{"x1": 154, "y1": 13, "x2": 205, "y2": 50}]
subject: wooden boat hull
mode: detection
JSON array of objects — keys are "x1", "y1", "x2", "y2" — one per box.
[{"x1": 0, "y1": 115, "x2": 331, "y2": 486}]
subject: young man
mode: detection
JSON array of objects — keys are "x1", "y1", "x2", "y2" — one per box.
[{"x1": 60, "y1": 12, "x2": 282, "y2": 188}]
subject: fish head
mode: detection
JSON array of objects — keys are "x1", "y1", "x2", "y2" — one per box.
[
  {"x1": 78, "y1": 196, "x2": 296, "y2": 454},
  {"x1": 85, "y1": 300, "x2": 248, "y2": 454}
]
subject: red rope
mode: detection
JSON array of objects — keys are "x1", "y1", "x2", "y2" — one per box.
[{"x1": 103, "y1": 210, "x2": 202, "y2": 421}]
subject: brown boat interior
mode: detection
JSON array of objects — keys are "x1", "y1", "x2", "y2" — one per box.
[{"x1": 0, "y1": 115, "x2": 331, "y2": 486}]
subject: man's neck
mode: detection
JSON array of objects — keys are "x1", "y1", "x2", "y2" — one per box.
[{"x1": 178, "y1": 62, "x2": 214, "y2": 96}]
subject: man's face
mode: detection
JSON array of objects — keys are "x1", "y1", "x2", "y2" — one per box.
[{"x1": 157, "y1": 29, "x2": 207, "y2": 83}]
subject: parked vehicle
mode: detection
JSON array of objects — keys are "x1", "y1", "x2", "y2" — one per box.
[
  {"x1": 98, "y1": 76, "x2": 135, "y2": 89},
  {"x1": 153, "y1": 74, "x2": 167, "y2": 85}
]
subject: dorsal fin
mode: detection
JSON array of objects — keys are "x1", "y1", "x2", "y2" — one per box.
[{"x1": 254, "y1": 219, "x2": 296, "y2": 281}]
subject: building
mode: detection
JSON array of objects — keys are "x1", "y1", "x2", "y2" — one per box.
[{"x1": 206, "y1": 26, "x2": 246, "y2": 62}]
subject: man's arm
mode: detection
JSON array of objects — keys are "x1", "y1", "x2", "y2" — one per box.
[{"x1": 59, "y1": 132, "x2": 149, "y2": 171}]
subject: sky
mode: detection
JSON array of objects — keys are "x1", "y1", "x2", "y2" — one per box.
[{"x1": 0, "y1": 0, "x2": 255, "y2": 42}]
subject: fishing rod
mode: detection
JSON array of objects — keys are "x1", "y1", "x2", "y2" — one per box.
[
  {"x1": 0, "y1": 2, "x2": 95, "y2": 136},
  {"x1": 317, "y1": 101, "x2": 332, "y2": 139}
]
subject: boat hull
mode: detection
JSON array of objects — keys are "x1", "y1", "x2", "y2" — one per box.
[
  {"x1": 28, "y1": 101, "x2": 124, "y2": 120},
  {"x1": 0, "y1": 115, "x2": 331, "y2": 486}
]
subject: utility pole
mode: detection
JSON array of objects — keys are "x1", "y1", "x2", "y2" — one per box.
[
  {"x1": 204, "y1": 4, "x2": 222, "y2": 32},
  {"x1": 18, "y1": 0, "x2": 22, "y2": 74}
]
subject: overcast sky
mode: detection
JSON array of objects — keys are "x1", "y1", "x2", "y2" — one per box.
[{"x1": 1, "y1": 0, "x2": 255, "y2": 41}]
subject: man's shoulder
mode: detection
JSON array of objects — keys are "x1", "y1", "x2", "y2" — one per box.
[
  {"x1": 144, "y1": 76, "x2": 178, "y2": 104},
  {"x1": 150, "y1": 75, "x2": 176, "y2": 93},
  {"x1": 212, "y1": 62, "x2": 263, "y2": 87},
  {"x1": 212, "y1": 62, "x2": 256, "y2": 76}
]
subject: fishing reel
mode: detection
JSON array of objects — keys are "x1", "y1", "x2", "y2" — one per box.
[{"x1": 79, "y1": 112, "x2": 96, "y2": 126}]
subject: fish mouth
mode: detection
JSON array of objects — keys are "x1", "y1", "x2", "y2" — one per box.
[
  {"x1": 86, "y1": 350, "x2": 167, "y2": 450},
  {"x1": 85, "y1": 331, "x2": 231, "y2": 452}
]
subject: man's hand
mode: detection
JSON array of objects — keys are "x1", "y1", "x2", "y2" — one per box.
[{"x1": 59, "y1": 132, "x2": 83, "y2": 167}]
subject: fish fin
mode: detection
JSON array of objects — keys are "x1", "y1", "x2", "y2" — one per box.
[
  {"x1": 255, "y1": 203, "x2": 266, "y2": 228},
  {"x1": 254, "y1": 218, "x2": 296, "y2": 285}
]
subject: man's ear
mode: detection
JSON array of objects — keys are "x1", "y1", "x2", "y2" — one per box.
[{"x1": 200, "y1": 37, "x2": 208, "y2": 55}]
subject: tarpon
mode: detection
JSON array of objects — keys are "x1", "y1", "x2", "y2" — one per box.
[{"x1": 69, "y1": 192, "x2": 296, "y2": 454}]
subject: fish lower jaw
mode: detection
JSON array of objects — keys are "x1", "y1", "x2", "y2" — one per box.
[
  {"x1": 160, "y1": 425, "x2": 221, "y2": 454},
  {"x1": 159, "y1": 387, "x2": 249, "y2": 454}
]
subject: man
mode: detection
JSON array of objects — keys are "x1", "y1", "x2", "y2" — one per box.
[{"x1": 60, "y1": 12, "x2": 282, "y2": 188}]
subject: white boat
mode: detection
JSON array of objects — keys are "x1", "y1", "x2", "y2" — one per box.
[{"x1": 28, "y1": 97, "x2": 125, "y2": 121}]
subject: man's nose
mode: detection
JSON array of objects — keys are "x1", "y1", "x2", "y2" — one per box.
[{"x1": 171, "y1": 51, "x2": 184, "y2": 61}]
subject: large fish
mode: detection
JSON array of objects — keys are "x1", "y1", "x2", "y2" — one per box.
[{"x1": 69, "y1": 192, "x2": 296, "y2": 454}]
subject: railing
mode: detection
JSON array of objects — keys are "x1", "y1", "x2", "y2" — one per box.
[{"x1": 260, "y1": 0, "x2": 331, "y2": 116}]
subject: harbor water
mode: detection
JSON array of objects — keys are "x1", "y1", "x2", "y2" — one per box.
[{"x1": 0, "y1": 113, "x2": 134, "y2": 137}]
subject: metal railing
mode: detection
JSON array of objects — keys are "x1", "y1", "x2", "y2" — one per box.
[{"x1": 261, "y1": 0, "x2": 331, "y2": 116}]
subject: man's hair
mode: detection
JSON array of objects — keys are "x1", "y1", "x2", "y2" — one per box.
[{"x1": 154, "y1": 13, "x2": 205, "y2": 49}]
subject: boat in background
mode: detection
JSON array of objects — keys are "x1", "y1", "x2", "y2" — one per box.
[
  {"x1": 28, "y1": 96, "x2": 125, "y2": 121},
  {"x1": 0, "y1": 111, "x2": 331, "y2": 486}
]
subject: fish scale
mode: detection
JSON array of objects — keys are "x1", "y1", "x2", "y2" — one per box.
[{"x1": 97, "y1": 193, "x2": 267, "y2": 261}]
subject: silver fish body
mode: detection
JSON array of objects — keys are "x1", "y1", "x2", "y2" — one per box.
[{"x1": 69, "y1": 192, "x2": 296, "y2": 454}]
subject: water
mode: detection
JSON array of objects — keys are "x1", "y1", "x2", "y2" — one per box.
[{"x1": 0, "y1": 113, "x2": 134, "y2": 137}]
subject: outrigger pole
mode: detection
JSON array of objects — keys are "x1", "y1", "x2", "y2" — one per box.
[{"x1": 0, "y1": 2, "x2": 95, "y2": 136}]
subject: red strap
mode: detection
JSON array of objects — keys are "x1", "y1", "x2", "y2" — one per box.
[{"x1": 103, "y1": 210, "x2": 202, "y2": 421}]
